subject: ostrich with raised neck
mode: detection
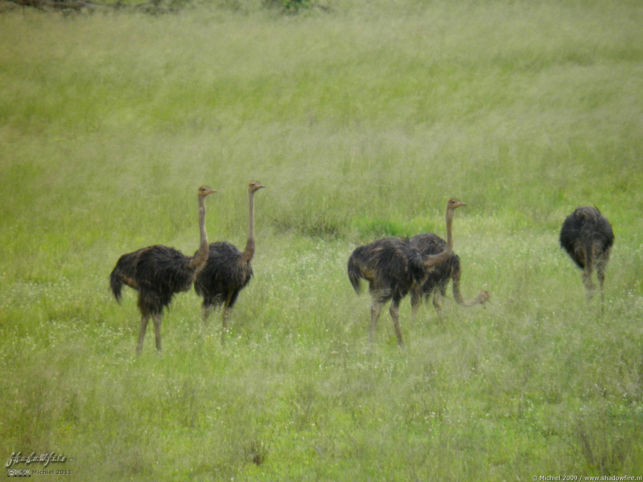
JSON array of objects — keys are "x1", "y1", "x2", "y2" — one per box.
[
  {"x1": 195, "y1": 181, "x2": 265, "y2": 335},
  {"x1": 110, "y1": 185, "x2": 216, "y2": 353},
  {"x1": 410, "y1": 198, "x2": 489, "y2": 314}
]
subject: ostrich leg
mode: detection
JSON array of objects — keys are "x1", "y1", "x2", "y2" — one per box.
[
  {"x1": 152, "y1": 314, "x2": 163, "y2": 352},
  {"x1": 410, "y1": 289, "x2": 421, "y2": 318},
  {"x1": 370, "y1": 300, "x2": 384, "y2": 342},
  {"x1": 431, "y1": 292, "x2": 443, "y2": 313},
  {"x1": 596, "y1": 243, "x2": 611, "y2": 308},
  {"x1": 137, "y1": 315, "x2": 150, "y2": 354},
  {"x1": 596, "y1": 256, "x2": 607, "y2": 305},
  {"x1": 389, "y1": 297, "x2": 404, "y2": 346},
  {"x1": 201, "y1": 304, "x2": 213, "y2": 324},
  {"x1": 222, "y1": 306, "x2": 231, "y2": 333},
  {"x1": 582, "y1": 240, "x2": 595, "y2": 300}
]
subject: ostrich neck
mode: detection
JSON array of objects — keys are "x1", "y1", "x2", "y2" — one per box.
[
  {"x1": 189, "y1": 196, "x2": 209, "y2": 271},
  {"x1": 446, "y1": 209, "x2": 455, "y2": 250},
  {"x1": 241, "y1": 191, "x2": 256, "y2": 264},
  {"x1": 452, "y1": 277, "x2": 486, "y2": 306},
  {"x1": 452, "y1": 277, "x2": 472, "y2": 305}
]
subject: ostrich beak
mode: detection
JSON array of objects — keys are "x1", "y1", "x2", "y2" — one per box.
[
  {"x1": 454, "y1": 201, "x2": 466, "y2": 208},
  {"x1": 204, "y1": 188, "x2": 217, "y2": 196}
]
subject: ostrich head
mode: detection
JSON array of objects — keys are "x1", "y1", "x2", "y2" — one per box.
[
  {"x1": 248, "y1": 181, "x2": 265, "y2": 193},
  {"x1": 447, "y1": 198, "x2": 466, "y2": 212},
  {"x1": 198, "y1": 185, "x2": 216, "y2": 199}
]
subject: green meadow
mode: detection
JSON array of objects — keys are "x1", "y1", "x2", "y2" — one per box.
[{"x1": 1, "y1": 0, "x2": 641, "y2": 479}]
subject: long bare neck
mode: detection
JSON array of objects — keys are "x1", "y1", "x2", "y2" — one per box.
[
  {"x1": 422, "y1": 249, "x2": 451, "y2": 269},
  {"x1": 452, "y1": 274, "x2": 489, "y2": 306},
  {"x1": 446, "y1": 208, "x2": 455, "y2": 250},
  {"x1": 240, "y1": 190, "x2": 256, "y2": 264},
  {"x1": 189, "y1": 196, "x2": 209, "y2": 271}
]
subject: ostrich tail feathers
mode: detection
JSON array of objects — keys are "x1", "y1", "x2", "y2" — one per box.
[
  {"x1": 347, "y1": 254, "x2": 363, "y2": 294},
  {"x1": 110, "y1": 268, "x2": 123, "y2": 303}
]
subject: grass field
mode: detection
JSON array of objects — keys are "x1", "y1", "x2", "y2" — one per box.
[{"x1": 1, "y1": 0, "x2": 642, "y2": 479}]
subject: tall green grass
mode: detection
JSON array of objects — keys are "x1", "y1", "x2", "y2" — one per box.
[{"x1": 1, "y1": 1, "x2": 641, "y2": 479}]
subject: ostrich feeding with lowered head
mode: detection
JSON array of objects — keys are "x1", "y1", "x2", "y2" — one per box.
[
  {"x1": 409, "y1": 198, "x2": 489, "y2": 314},
  {"x1": 348, "y1": 236, "x2": 451, "y2": 346}
]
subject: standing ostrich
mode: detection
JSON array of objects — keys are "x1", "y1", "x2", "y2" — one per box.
[
  {"x1": 110, "y1": 185, "x2": 216, "y2": 353},
  {"x1": 409, "y1": 199, "x2": 489, "y2": 314},
  {"x1": 194, "y1": 181, "x2": 265, "y2": 334},
  {"x1": 559, "y1": 206, "x2": 614, "y2": 302},
  {"x1": 347, "y1": 237, "x2": 450, "y2": 346}
]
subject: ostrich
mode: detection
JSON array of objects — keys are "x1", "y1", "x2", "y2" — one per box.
[
  {"x1": 110, "y1": 185, "x2": 216, "y2": 353},
  {"x1": 347, "y1": 237, "x2": 451, "y2": 346},
  {"x1": 194, "y1": 181, "x2": 264, "y2": 335},
  {"x1": 559, "y1": 206, "x2": 614, "y2": 302},
  {"x1": 409, "y1": 199, "x2": 489, "y2": 314}
]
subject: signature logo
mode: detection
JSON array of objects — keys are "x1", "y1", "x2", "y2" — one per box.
[{"x1": 6, "y1": 452, "x2": 67, "y2": 469}]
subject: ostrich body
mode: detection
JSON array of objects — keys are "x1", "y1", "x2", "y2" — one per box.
[
  {"x1": 560, "y1": 206, "x2": 614, "y2": 302},
  {"x1": 110, "y1": 185, "x2": 216, "y2": 353},
  {"x1": 347, "y1": 237, "x2": 450, "y2": 346},
  {"x1": 410, "y1": 199, "x2": 489, "y2": 314},
  {"x1": 195, "y1": 181, "x2": 264, "y2": 334}
]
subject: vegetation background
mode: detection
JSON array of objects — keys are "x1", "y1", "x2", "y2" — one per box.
[{"x1": 0, "y1": 0, "x2": 641, "y2": 479}]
